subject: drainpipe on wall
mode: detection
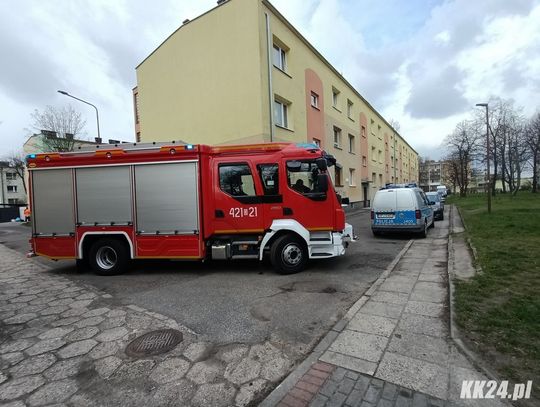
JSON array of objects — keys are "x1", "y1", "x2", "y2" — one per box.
[
  {"x1": 265, "y1": 12, "x2": 274, "y2": 142},
  {"x1": 393, "y1": 133, "x2": 397, "y2": 182},
  {"x1": 0, "y1": 167, "x2": 5, "y2": 205}
]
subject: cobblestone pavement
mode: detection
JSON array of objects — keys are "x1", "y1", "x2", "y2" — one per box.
[
  {"x1": 265, "y1": 211, "x2": 507, "y2": 407},
  {"x1": 0, "y1": 244, "x2": 298, "y2": 407}
]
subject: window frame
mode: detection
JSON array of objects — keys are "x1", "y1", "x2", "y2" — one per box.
[
  {"x1": 349, "y1": 168, "x2": 356, "y2": 187},
  {"x1": 274, "y1": 99, "x2": 289, "y2": 128},
  {"x1": 348, "y1": 134, "x2": 355, "y2": 154},
  {"x1": 273, "y1": 44, "x2": 287, "y2": 72},
  {"x1": 310, "y1": 92, "x2": 319, "y2": 109},
  {"x1": 333, "y1": 126, "x2": 342, "y2": 149},
  {"x1": 7, "y1": 185, "x2": 18, "y2": 193}
]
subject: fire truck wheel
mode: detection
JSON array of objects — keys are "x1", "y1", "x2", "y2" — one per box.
[
  {"x1": 75, "y1": 258, "x2": 89, "y2": 273},
  {"x1": 270, "y1": 235, "x2": 307, "y2": 275},
  {"x1": 89, "y1": 238, "x2": 129, "y2": 276}
]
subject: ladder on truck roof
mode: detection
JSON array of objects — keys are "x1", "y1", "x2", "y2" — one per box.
[{"x1": 74, "y1": 140, "x2": 188, "y2": 153}]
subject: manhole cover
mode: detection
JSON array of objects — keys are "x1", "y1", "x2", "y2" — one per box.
[{"x1": 125, "y1": 329, "x2": 183, "y2": 358}]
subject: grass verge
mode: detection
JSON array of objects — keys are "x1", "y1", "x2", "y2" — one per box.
[{"x1": 449, "y1": 193, "x2": 539, "y2": 399}]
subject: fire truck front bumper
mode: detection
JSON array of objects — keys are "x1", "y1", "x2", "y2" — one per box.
[{"x1": 309, "y1": 223, "x2": 356, "y2": 259}]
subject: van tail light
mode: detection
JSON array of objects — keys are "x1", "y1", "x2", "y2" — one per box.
[
  {"x1": 415, "y1": 209, "x2": 421, "y2": 219},
  {"x1": 371, "y1": 211, "x2": 374, "y2": 220}
]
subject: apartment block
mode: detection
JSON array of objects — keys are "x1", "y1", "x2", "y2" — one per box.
[
  {"x1": 0, "y1": 162, "x2": 26, "y2": 205},
  {"x1": 134, "y1": 0, "x2": 418, "y2": 203},
  {"x1": 418, "y1": 159, "x2": 452, "y2": 192}
]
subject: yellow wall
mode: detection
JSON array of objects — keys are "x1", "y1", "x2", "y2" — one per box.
[
  {"x1": 135, "y1": 0, "x2": 418, "y2": 203},
  {"x1": 136, "y1": 0, "x2": 266, "y2": 144}
]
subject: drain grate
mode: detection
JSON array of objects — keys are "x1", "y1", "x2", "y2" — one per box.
[{"x1": 125, "y1": 329, "x2": 183, "y2": 358}]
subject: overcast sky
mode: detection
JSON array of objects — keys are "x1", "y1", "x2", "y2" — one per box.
[{"x1": 1, "y1": 0, "x2": 539, "y2": 159}]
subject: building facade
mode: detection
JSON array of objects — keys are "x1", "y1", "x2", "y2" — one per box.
[
  {"x1": 418, "y1": 159, "x2": 452, "y2": 192},
  {"x1": 0, "y1": 161, "x2": 26, "y2": 205},
  {"x1": 134, "y1": 0, "x2": 418, "y2": 204}
]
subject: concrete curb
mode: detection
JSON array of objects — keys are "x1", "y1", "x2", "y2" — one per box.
[
  {"x1": 447, "y1": 205, "x2": 513, "y2": 406},
  {"x1": 260, "y1": 239, "x2": 414, "y2": 407}
]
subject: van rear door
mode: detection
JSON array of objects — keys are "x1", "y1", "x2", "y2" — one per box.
[{"x1": 372, "y1": 190, "x2": 397, "y2": 225}]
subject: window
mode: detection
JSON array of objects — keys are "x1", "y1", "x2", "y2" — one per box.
[
  {"x1": 310, "y1": 92, "x2": 319, "y2": 109},
  {"x1": 372, "y1": 172, "x2": 376, "y2": 185},
  {"x1": 379, "y1": 174, "x2": 383, "y2": 185},
  {"x1": 219, "y1": 164, "x2": 256, "y2": 197},
  {"x1": 313, "y1": 138, "x2": 321, "y2": 147},
  {"x1": 335, "y1": 167, "x2": 343, "y2": 187},
  {"x1": 274, "y1": 99, "x2": 288, "y2": 128},
  {"x1": 361, "y1": 126, "x2": 366, "y2": 138},
  {"x1": 7, "y1": 185, "x2": 18, "y2": 193},
  {"x1": 258, "y1": 164, "x2": 279, "y2": 195},
  {"x1": 8, "y1": 198, "x2": 20, "y2": 204},
  {"x1": 332, "y1": 88, "x2": 340, "y2": 108},
  {"x1": 287, "y1": 160, "x2": 326, "y2": 196},
  {"x1": 347, "y1": 100, "x2": 353, "y2": 118},
  {"x1": 349, "y1": 168, "x2": 356, "y2": 186},
  {"x1": 371, "y1": 146, "x2": 376, "y2": 161},
  {"x1": 6, "y1": 172, "x2": 17, "y2": 180},
  {"x1": 348, "y1": 134, "x2": 355, "y2": 154},
  {"x1": 333, "y1": 126, "x2": 342, "y2": 148},
  {"x1": 362, "y1": 156, "x2": 367, "y2": 167},
  {"x1": 378, "y1": 150, "x2": 382, "y2": 163},
  {"x1": 378, "y1": 125, "x2": 382, "y2": 139},
  {"x1": 273, "y1": 44, "x2": 287, "y2": 71}
]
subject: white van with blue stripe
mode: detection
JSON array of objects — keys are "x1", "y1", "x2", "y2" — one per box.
[{"x1": 371, "y1": 186, "x2": 434, "y2": 237}]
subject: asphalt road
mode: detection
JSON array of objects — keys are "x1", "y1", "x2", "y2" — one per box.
[{"x1": 0, "y1": 210, "x2": 408, "y2": 353}]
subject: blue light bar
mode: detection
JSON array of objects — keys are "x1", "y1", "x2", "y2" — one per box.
[
  {"x1": 27, "y1": 154, "x2": 36, "y2": 159},
  {"x1": 296, "y1": 143, "x2": 320, "y2": 149},
  {"x1": 185, "y1": 144, "x2": 195, "y2": 150}
]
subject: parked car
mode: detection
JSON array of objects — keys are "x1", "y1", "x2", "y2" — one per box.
[
  {"x1": 426, "y1": 192, "x2": 444, "y2": 220},
  {"x1": 371, "y1": 186, "x2": 434, "y2": 238}
]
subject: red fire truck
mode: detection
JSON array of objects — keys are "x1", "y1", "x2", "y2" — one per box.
[{"x1": 26, "y1": 142, "x2": 354, "y2": 275}]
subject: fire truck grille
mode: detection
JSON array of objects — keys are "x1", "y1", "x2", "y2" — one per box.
[{"x1": 125, "y1": 329, "x2": 183, "y2": 358}]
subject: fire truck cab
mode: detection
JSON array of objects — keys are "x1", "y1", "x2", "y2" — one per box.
[{"x1": 26, "y1": 142, "x2": 354, "y2": 275}]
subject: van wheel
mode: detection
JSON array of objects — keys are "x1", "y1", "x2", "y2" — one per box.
[
  {"x1": 89, "y1": 238, "x2": 129, "y2": 276},
  {"x1": 420, "y1": 221, "x2": 428, "y2": 238},
  {"x1": 372, "y1": 230, "x2": 382, "y2": 237},
  {"x1": 270, "y1": 235, "x2": 307, "y2": 275}
]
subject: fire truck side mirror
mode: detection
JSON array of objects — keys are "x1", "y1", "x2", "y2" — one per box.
[
  {"x1": 315, "y1": 158, "x2": 327, "y2": 171},
  {"x1": 317, "y1": 174, "x2": 328, "y2": 192}
]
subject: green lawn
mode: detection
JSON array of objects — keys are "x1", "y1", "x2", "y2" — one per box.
[{"x1": 449, "y1": 193, "x2": 540, "y2": 395}]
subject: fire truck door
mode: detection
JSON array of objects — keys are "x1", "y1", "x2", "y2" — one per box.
[{"x1": 213, "y1": 162, "x2": 265, "y2": 234}]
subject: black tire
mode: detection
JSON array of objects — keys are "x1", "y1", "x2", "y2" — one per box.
[
  {"x1": 430, "y1": 219, "x2": 435, "y2": 228},
  {"x1": 270, "y1": 234, "x2": 308, "y2": 275},
  {"x1": 88, "y1": 238, "x2": 129, "y2": 276},
  {"x1": 372, "y1": 230, "x2": 382, "y2": 237},
  {"x1": 419, "y1": 220, "x2": 428, "y2": 238}
]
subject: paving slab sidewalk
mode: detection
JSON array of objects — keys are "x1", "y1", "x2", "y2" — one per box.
[
  {"x1": 0, "y1": 244, "x2": 297, "y2": 407},
  {"x1": 262, "y1": 209, "x2": 508, "y2": 407}
]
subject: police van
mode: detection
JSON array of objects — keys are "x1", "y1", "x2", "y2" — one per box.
[{"x1": 371, "y1": 185, "x2": 434, "y2": 237}]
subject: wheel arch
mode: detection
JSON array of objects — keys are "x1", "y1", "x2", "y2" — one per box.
[
  {"x1": 78, "y1": 232, "x2": 134, "y2": 259},
  {"x1": 258, "y1": 220, "x2": 310, "y2": 260}
]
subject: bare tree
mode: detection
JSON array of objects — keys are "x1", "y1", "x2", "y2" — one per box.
[
  {"x1": 444, "y1": 121, "x2": 482, "y2": 197},
  {"x1": 526, "y1": 112, "x2": 540, "y2": 193},
  {"x1": 31, "y1": 105, "x2": 87, "y2": 152}
]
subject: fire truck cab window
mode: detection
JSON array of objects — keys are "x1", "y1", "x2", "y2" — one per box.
[
  {"x1": 257, "y1": 164, "x2": 279, "y2": 195},
  {"x1": 219, "y1": 164, "x2": 256, "y2": 196},
  {"x1": 286, "y1": 161, "x2": 321, "y2": 195}
]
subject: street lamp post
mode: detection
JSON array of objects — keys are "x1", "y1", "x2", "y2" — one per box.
[
  {"x1": 57, "y1": 90, "x2": 101, "y2": 141},
  {"x1": 476, "y1": 103, "x2": 491, "y2": 214}
]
